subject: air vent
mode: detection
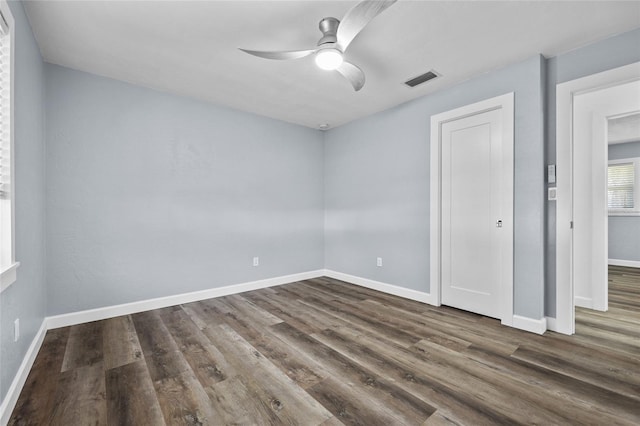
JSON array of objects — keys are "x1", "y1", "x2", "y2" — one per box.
[{"x1": 404, "y1": 70, "x2": 439, "y2": 88}]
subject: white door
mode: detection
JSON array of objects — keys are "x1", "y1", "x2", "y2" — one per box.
[
  {"x1": 441, "y1": 108, "x2": 508, "y2": 319},
  {"x1": 555, "y1": 62, "x2": 640, "y2": 335},
  {"x1": 572, "y1": 79, "x2": 640, "y2": 311}
]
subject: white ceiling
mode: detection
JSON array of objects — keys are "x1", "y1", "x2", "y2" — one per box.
[{"x1": 24, "y1": 1, "x2": 640, "y2": 129}]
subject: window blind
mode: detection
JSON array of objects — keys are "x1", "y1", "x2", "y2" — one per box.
[
  {"x1": 608, "y1": 163, "x2": 635, "y2": 209},
  {"x1": 0, "y1": 18, "x2": 8, "y2": 199}
]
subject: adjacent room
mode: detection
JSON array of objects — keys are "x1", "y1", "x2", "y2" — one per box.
[{"x1": 1, "y1": 0, "x2": 639, "y2": 424}]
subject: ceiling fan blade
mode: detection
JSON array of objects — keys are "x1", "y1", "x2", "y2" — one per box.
[
  {"x1": 336, "y1": 0, "x2": 397, "y2": 51},
  {"x1": 336, "y1": 61, "x2": 365, "y2": 91},
  {"x1": 238, "y1": 48, "x2": 316, "y2": 60}
]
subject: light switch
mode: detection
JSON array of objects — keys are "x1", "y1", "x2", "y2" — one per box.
[{"x1": 548, "y1": 165, "x2": 556, "y2": 184}]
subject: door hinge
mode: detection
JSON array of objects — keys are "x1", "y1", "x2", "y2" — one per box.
[{"x1": 570, "y1": 221, "x2": 573, "y2": 229}]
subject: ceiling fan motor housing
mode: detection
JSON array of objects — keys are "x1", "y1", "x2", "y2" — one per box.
[{"x1": 318, "y1": 17, "x2": 340, "y2": 45}]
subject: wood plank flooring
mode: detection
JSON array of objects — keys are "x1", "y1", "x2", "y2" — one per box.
[{"x1": 9, "y1": 268, "x2": 640, "y2": 425}]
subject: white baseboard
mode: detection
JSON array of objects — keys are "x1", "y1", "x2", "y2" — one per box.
[
  {"x1": 47, "y1": 270, "x2": 324, "y2": 329},
  {"x1": 0, "y1": 268, "x2": 554, "y2": 423},
  {"x1": 545, "y1": 316, "x2": 558, "y2": 332},
  {"x1": 0, "y1": 320, "x2": 47, "y2": 425},
  {"x1": 574, "y1": 296, "x2": 592, "y2": 309},
  {"x1": 323, "y1": 269, "x2": 436, "y2": 305},
  {"x1": 608, "y1": 258, "x2": 640, "y2": 268},
  {"x1": 512, "y1": 315, "x2": 547, "y2": 335},
  {"x1": 322, "y1": 270, "x2": 548, "y2": 335},
  {"x1": 1, "y1": 270, "x2": 325, "y2": 424}
]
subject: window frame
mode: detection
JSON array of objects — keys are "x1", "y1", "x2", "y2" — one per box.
[
  {"x1": 608, "y1": 156, "x2": 640, "y2": 217},
  {"x1": 0, "y1": 0, "x2": 17, "y2": 293}
]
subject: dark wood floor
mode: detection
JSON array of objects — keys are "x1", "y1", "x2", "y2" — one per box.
[{"x1": 9, "y1": 268, "x2": 640, "y2": 425}]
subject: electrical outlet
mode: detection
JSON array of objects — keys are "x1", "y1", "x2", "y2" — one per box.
[
  {"x1": 14, "y1": 318, "x2": 19, "y2": 342},
  {"x1": 253, "y1": 256, "x2": 259, "y2": 267},
  {"x1": 377, "y1": 257, "x2": 383, "y2": 267}
]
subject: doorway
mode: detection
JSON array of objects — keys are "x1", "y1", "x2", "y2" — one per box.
[
  {"x1": 555, "y1": 62, "x2": 640, "y2": 335},
  {"x1": 430, "y1": 93, "x2": 514, "y2": 324}
]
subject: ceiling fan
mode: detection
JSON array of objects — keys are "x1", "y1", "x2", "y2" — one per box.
[{"x1": 239, "y1": 0, "x2": 397, "y2": 92}]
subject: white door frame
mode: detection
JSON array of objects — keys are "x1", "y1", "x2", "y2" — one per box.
[
  {"x1": 429, "y1": 93, "x2": 514, "y2": 326},
  {"x1": 555, "y1": 62, "x2": 640, "y2": 335}
]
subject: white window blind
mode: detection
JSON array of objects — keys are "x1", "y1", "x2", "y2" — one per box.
[{"x1": 608, "y1": 163, "x2": 635, "y2": 209}]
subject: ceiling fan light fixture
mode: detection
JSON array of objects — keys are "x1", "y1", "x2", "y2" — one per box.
[
  {"x1": 315, "y1": 48, "x2": 343, "y2": 71},
  {"x1": 239, "y1": 0, "x2": 397, "y2": 90}
]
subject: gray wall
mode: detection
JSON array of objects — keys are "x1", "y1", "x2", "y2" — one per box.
[
  {"x1": 45, "y1": 64, "x2": 324, "y2": 315},
  {"x1": 324, "y1": 55, "x2": 546, "y2": 320},
  {"x1": 544, "y1": 28, "x2": 640, "y2": 316},
  {"x1": 608, "y1": 141, "x2": 640, "y2": 262},
  {"x1": 609, "y1": 140, "x2": 640, "y2": 161},
  {"x1": 0, "y1": 0, "x2": 47, "y2": 403}
]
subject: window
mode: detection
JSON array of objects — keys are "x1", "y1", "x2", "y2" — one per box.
[
  {"x1": 608, "y1": 157, "x2": 640, "y2": 216},
  {"x1": 0, "y1": 0, "x2": 16, "y2": 292}
]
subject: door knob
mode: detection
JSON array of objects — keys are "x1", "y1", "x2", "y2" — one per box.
[{"x1": 496, "y1": 220, "x2": 503, "y2": 228}]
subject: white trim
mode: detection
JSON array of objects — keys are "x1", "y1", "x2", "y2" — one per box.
[
  {"x1": 608, "y1": 156, "x2": 640, "y2": 163},
  {"x1": 0, "y1": 268, "x2": 554, "y2": 422},
  {"x1": 429, "y1": 106, "x2": 442, "y2": 307},
  {"x1": 430, "y1": 92, "x2": 514, "y2": 325},
  {"x1": 556, "y1": 62, "x2": 640, "y2": 336},
  {"x1": 47, "y1": 270, "x2": 324, "y2": 329},
  {"x1": 545, "y1": 316, "x2": 558, "y2": 332},
  {"x1": 608, "y1": 212, "x2": 640, "y2": 217},
  {"x1": 609, "y1": 137, "x2": 640, "y2": 145},
  {"x1": 0, "y1": 320, "x2": 47, "y2": 425},
  {"x1": 1, "y1": 271, "x2": 324, "y2": 422},
  {"x1": 512, "y1": 315, "x2": 547, "y2": 335},
  {"x1": 0, "y1": 0, "x2": 17, "y2": 293},
  {"x1": 608, "y1": 258, "x2": 640, "y2": 268},
  {"x1": 0, "y1": 261, "x2": 19, "y2": 293},
  {"x1": 574, "y1": 296, "x2": 593, "y2": 309},
  {"x1": 324, "y1": 270, "x2": 547, "y2": 334},
  {"x1": 323, "y1": 269, "x2": 436, "y2": 305}
]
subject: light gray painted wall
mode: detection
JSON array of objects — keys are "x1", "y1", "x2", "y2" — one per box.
[
  {"x1": 45, "y1": 64, "x2": 324, "y2": 315},
  {"x1": 0, "y1": 0, "x2": 46, "y2": 403},
  {"x1": 544, "y1": 28, "x2": 640, "y2": 316},
  {"x1": 325, "y1": 55, "x2": 545, "y2": 320},
  {"x1": 608, "y1": 141, "x2": 640, "y2": 262},
  {"x1": 609, "y1": 216, "x2": 640, "y2": 262},
  {"x1": 609, "y1": 140, "x2": 640, "y2": 161}
]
